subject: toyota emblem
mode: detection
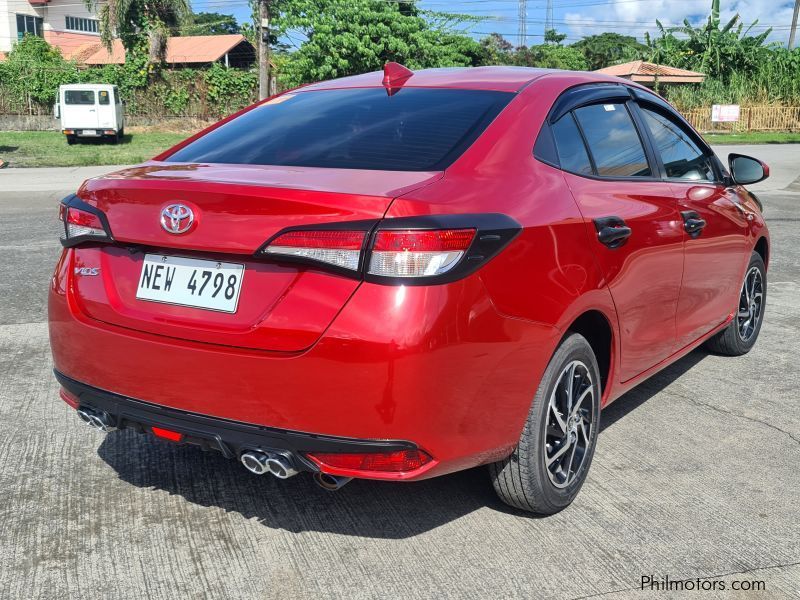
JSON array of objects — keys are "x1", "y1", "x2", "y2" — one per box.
[{"x1": 160, "y1": 204, "x2": 194, "y2": 234}]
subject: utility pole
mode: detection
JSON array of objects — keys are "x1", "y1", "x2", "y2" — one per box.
[
  {"x1": 259, "y1": 0, "x2": 271, "y2": 100},
  {"x1": 790, "y1": 0, "x2": 800, "y2": 50},
  {"x1": 545, "y1": 0, "x2": 554, "y2": 37},
  {"x1": 517, "y1": 0, "x2": 527, "y2": 48}
]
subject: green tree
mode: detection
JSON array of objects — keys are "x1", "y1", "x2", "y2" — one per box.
[
  {"x1": 544, "y1": 29, "x2": 567, "y2": 46},
  {"x1": 645, "y1": 0, "x2": 773, "y2": 80},
  {"x1": 84, "y1": 0, "x2": 191, "y2": 64},
  {"x1": 515, "y1": 44, "x2": 588, "y2": 70},
  {"x1": 479, "y1": 33, "x2": 515, "y2": 65},
  {"x1": 184, "y1": 12, "x2": 239, "y2": 36},
  {"x1": 271, "y1": 0, "x2": 484, "y2": 87},
  {"x1": 572, "y1": 33, "x2": 646, "y2": 70},
  {"x1": 0, "y1": 36, "x2": 78, "y2": 111}
]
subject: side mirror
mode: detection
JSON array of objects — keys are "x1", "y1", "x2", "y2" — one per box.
[
  {"x1": 729, "y1": 153, "x2": 769, "y2": 186},
  {"x1": 53, "y1": 103, "x2": 60, "y2": 119}
]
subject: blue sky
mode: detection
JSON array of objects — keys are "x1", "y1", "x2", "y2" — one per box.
[{"x1": 198, "y1": 0, "x2": 797, "y2": 47}]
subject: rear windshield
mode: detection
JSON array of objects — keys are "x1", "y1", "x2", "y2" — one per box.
[
  {"x1": 65, "y1": 90, "x2": 95, "y2": 105},
  {"x1": 166, "y1": 88, "x2": 513, "y2": 171}
]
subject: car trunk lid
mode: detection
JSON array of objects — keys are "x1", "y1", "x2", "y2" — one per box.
[{"x1": 70, "y1": 162, "x2": 440, "y2": 352}]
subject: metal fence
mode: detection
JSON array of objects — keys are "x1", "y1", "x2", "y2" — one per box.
[{"x1": 682, "y1": 106, "x2": 800, "y2": 133}]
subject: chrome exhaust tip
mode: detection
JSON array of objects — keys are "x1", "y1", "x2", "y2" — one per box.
[
  {"x1": 313, "y1": 472, "x2": 353, "y2": 491},
  {"x1": 265, "y1": 455, "x2": 299, "y2": 480},
  {"x1": 240, "y1": 451, "x2": 272, "y2": 475},
  {"x1": 76, "y1": 407, "x2": 116, "y2": 432}
]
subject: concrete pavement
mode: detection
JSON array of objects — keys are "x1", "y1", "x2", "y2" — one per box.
[{"x1": 0, "y1": 146, "x2": 798, "y2": 599}]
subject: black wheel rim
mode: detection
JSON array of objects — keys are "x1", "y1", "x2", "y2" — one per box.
[
  {"x1": 544, "y1": 360, "x2": 594, "y2": 489},
  {"x1": 737, "y1": 266, "x2": 763, "y2": 342}
]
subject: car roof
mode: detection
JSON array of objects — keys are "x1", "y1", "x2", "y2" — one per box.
[
  {"x1": 300, "y1": 66, "x2": 575, "y2": 93},
  {"x1": 60, "y1": 84, "x2": 116, "y2": 90}
]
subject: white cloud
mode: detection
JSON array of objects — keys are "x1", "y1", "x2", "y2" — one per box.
[{"x1": 563, "y1": 0, "x2": 796, "y2": 45}]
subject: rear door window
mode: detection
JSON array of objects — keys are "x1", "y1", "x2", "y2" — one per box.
[
  {"x1": 574, "y1": 103, "x2": 651, "y2": 177},
  {"x1": 166, "y1": 88, "x2": 513, "y2": 171},
  {"x1": 639, "y1": 107, "x2": 715, "y2": 182},
  {"x1": 551, "y1": 114, "x2": 593, "y2": 176},
  {"x1": 98, "y1": 90, "x2": 110, "y2": 105},
  {"x1": 65, "y1": 90, "x2": 96, "y2": 105}
]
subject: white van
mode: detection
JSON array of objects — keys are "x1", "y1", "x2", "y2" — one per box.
[{"x1": 54, "y1": 84, "x2": 125, "y2": 145}]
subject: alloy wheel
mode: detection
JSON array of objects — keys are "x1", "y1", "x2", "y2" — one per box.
[
  {"x1": 737, "y1": 266, "x2": 764, "y2": 342},
  {"x1": 544, "y1": 360, "x2": 595, "y2": 489}
]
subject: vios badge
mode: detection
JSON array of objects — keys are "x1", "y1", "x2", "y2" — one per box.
[{"x1": 74, "y1": 267, "x2": 99, "y2": 276}]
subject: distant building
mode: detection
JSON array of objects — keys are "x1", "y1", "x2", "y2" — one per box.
[
  {"x1": 0, "y1": 0, "x2": 102, "y2": 55},
  {"x1": 0, "y1": 2, "x2": 256, "y2": 69},
  {"x1": 595, "y1": 61, "x2": 706, "y2": 87},
  {"x1": 79, "y1": 34, "x2": 257, "y2": 69}
]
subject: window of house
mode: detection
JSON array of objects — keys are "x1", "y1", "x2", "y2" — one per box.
[
  {"x1": 65, "y1": 16, "x2": 99, "y2": 34},
  {"x1": 639, "y1": 107, "x2": 716, "y2": 182},
  {"x1": 16, "y1": 14, "x2": 44, "y2": 39},
  {"x1": 574, "y1": 103, "x2": 652, "y2": 178}
]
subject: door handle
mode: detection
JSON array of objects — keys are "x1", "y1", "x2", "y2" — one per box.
[
  {"x1": 681, "y1": 211, "x2": 707, "y2": 238},
  {"x1": 593, "y1": 216, "x2": 632, "y2": 248}
]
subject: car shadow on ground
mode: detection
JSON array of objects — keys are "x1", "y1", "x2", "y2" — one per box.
[
  {"x1": 71, "y1": 134, "x2": 132, "y2": 145},
  {"x1": 96, "y1": 348, "x2": 710, "y2": 538}
]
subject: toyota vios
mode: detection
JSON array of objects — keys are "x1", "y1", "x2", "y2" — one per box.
[{"x1": 50, "y1": 64, "x2": 770, "y2": 514}]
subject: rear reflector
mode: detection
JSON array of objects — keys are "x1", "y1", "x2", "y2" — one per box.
[
  {"x1": 59, "y1": 388, "x2": 80, "y2": 409},
  {"x1": 368, "y1": 229, "x2": 475, "y2": 277},
  {"x1": 63, "y1": 206, "x2": 108, "y2": 240},
  {"x1": 306, "y1": 449, "x2": 432, "y2": 473},
  {"x1": 151, "y1": 427, "x2": 184, "y2": 442},
  {"x1": 263, "y1": 230, "x2": 366, "y2": 271}
]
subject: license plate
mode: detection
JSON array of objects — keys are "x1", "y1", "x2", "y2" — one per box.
[
  {"x1": 80, "y1": 130, "x2": 98, "y2": 136},
  {"x1": 136, "y1": 254, "x2": 244, "y2": 313}
]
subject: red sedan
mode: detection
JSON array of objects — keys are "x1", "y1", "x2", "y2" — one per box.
[{"x1": 49, "y1": 64, "x2": 769, "y2": 514}]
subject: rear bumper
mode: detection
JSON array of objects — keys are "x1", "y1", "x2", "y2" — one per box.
[
  {"x1": 63, "y1": 129, "x2": 117, "y2": 137},
  {"x1": 49, "y1": 248, "x2": 560, "y2": 480},
  {"x1": 57, "y1": 370, "x2": 423, "y2": 477}
]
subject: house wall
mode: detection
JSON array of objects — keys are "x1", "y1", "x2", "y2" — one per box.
[{"x1": 0, "y1": 0, "x2": 100, "y2": 53}]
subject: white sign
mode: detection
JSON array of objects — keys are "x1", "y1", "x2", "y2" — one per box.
[{"x1": 711, "y1": 104, "x2": 741, "y2": 123}]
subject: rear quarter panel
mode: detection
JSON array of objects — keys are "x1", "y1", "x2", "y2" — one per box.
[{"x1": 386, "y1": 74, "x2": 621, "y2": 406}]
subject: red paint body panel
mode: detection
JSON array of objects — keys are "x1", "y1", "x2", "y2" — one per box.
[
  {"x1": 563, "y1": 174, "x2": 684, "y2": 381},
  {"x1": 48, "y1": 67, "x2": 770, "y2": 481}
]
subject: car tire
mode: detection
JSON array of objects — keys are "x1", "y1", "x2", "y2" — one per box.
[
  {"x1": 489, "y1": 332, "x2": 601, "y2": 514},
  {"x1": 705, "y1": 251, "x2": 766, "y2": 356},
  {"x1": 67, "y1": 136, "x2": 77, "y2": 145}
]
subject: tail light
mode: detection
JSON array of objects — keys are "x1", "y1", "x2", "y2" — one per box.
[
  {"x1": 306, "y1": 449, "x2": 433, "y2": 473},
  {"x1": 59, "y1": 195, "x2": 112, "y2": 246},
  {"x1": 264, "y1": 230, "x2": 366, "y2": 272},
  {"x1": 259, "y1": 214, "x2": 520, "y2": 285}
]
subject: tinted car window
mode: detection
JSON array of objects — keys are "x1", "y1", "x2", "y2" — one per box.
[
  {"x1": 65, "y1": 90, "x2": 95, "y2": 105},
  {"x1": 98, "y1": 90, "x2": 110, "y2": 105},
  {"x1": 574, "y1": 103, "x2": 651, "y2": 177},
  {"x1": 167, "y1": 88, "x2": 513, "y2": 171},
  {"x1": 551, "y1": 114, "x2": 593, "y2": 175},
  {"x1": 640, "y1": 107, "x2": 715, "y2": 181}
]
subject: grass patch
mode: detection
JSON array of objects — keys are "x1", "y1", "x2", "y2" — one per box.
[
  {"x1": 703, "y1": 131, "x2": 800, "y2": 145},
  {"x1": 0, "y1": 130, "x2": 190, "y2": 168}
]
